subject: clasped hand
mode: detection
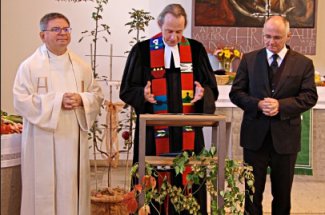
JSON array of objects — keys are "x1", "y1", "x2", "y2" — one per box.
[
  {"x1": 258, "y1": 97, "x2": 279, "y2": 116},
  {"x1": 144, "y1": 81, "x2": 204, "y2": 104},
  {"x1": 62, "y1": 93, "x2": 83, "y2": 110}
]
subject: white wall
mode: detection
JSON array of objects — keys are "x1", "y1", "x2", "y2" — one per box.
[
  {"x1": 1, "y1": 0, "x2": 192, "y2": 115},
  {"x1": 2, "y1": 0, "x2": 325, "y2": 115},
  {"x1": 307, "y1": 0, "x2": 325, "y2": 77},
  {"x1": 1, "y1": 0, "x2": 324, "y2": 159},
  {"x1": 1, "y1": 0, "x2": 191, "y2": 160}
]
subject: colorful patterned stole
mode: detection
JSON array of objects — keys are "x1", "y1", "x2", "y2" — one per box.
[
  {"x1": 150, "y1": 32, "x2": 195, "y2": 155},
  {"x1": 150, "y1": 32, "x2": 195, "y2": 213}
]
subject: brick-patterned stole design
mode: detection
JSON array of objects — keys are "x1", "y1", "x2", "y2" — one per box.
[
  {"x1": 150, "y1": 33, "x2": 195, "y2": 206},
  {"x1": 150, "y1": 32, "x2": 195, "y2": 155}
]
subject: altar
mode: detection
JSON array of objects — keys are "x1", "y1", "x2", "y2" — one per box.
[
  {"x1": 1, "y1": 134, "x2": 22, "y2": 215},
  {"x1": 214, "y1": 86, "x2": 325, "y2": 182}
]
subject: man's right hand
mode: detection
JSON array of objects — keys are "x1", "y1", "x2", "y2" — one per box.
[
  {"x1": 144, "y1": 81, "x2": 157, "y2": 104},
  {"x1": 62, "y1": 93, "x2": 83, "y2": 110},
  {"x1": 258, "y1": 98, "x2": 279, "y2": 117}
]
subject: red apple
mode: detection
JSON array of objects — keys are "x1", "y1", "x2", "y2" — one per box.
[{"x1": 122, "y1": 131, "x2": 130, "y2": 140}]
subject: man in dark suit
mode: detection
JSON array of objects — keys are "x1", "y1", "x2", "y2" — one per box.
[{"x1": 230, "y1": 16, "x2": 318, "y2": 215}]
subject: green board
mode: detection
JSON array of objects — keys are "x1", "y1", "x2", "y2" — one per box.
[
  {"x1": 267, "y1": 109, "x2": 313, "y2": 175},
  {"x1": 295, "y1": 109, "x2": 313, "y2": 175}
]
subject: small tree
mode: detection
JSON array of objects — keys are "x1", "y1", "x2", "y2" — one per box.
[
  {"x1": 79, "y1": 0, "x2": 111, "y2": 79},
  {"x1": 56, "y1": 0, "x2": 111, "y2": 189},
  {"x1": 75, "y1": 1, "x2": 112, "y2": 172},
  {"x1": 125, "y1": 9, "x2": 155, "y2": 52},
  {"x1": 119, "y1": 9, "x2": 154, "y2": 191}
]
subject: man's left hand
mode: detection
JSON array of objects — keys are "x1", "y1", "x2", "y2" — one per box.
[
  {"x1": 62, "y1": 93, "x2": 83, "y2": 110},
  {"x1": 191, "y1": 81, "x2": 204, "y2": 103},
  {"x1": 261, "y1": 97, "x2": 279, "y2": 116}
]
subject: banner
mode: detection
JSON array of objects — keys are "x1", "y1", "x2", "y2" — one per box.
[
  {"x1": 192, "y1": 0, "x2": 318, "y2": 55},
  {"x1": 295, "y1": 109, "x2": 313, "y2": 175}
]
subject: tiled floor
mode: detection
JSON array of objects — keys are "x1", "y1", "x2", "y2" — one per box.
[{"x1": 91, "y1": 166, "x2": 325, "y2": 214}]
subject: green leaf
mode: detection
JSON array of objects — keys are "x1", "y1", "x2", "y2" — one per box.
[
  {"x1": 210, "y1": 146, "x2": 216, "y2": 156},
  {"x1": 161, "y1": 183, "x2": 166, "y2": 190},
  {"x1": 238, "y1": 193, "x2": 245, "y2": 202},
  {"x1": 175, "y1": 166, "x2": 180, "y2": 176},
  {"x1": 212, "y1": 200, "x2": 217, "y2": 207},
  {"x1": 193, "y1": 176, "x2": 200, "y2": 185},
  {"x1": 202, "y1": 148, "x2": 209, "y2": 157},
  {"x1": 198, "y1": 172, "x2": 205, "y2": 178},
  {"x1": 186, "y1": 182, "x2": 192, "y2": 189}
]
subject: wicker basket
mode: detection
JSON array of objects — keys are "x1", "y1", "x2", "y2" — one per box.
[
  {"x1": 91, "y1": 187, "x2": 128, "y2": 215},
  {"x1": 225, "y1": 72, "x2": 236, "y2": 76},
  {"x1": 215, "y1": 75, "x2": 229, "y2": 85}
]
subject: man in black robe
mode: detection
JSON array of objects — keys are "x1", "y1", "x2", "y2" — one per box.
[{"x1": 120, "y1": 4, "x2": 218, "y2": 215}]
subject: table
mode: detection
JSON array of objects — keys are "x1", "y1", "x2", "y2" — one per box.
[
  {"x1": 1, "y1": 134, "x2": 22, "y2": 215},
  {"x1": 215, "y1": 85, "x2": 325, "y2": 109},
  {"x1": 1, "y1": 134, "x2": 21, "y2": 167},
  {"x1": 138, "y1": 114, "x2": 227, "y2": 211}
]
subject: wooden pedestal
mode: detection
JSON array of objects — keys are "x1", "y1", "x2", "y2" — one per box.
[{"x1": 138, "y1": 114, "x2": 227, "y2": 212}]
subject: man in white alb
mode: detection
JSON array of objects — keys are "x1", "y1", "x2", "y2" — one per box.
[{"x1": 13, "y1": 12, "x2": 104, "y2": 215}]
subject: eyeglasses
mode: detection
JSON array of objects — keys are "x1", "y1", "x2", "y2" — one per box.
[
  {"x1": 43, "y1": 27, "x2": 72, "y2": 34},
  {"x1": 263, "y1": 34, "x2": 286, "y2": 42}
]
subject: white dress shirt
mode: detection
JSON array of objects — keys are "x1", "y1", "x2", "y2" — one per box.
[
  {"x1": 266, "y1": 45, "x2": 288, "y2": 67},
  {"x1": 163, "y1": 39, "x2": 180, "y2": 69}
]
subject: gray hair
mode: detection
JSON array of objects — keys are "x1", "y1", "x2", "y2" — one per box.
[
  {"x1": 264, "y1": 16, "x2": 290, "y2": 35},
  {"x1": 40, "y1": 13, "x2": 70, "y2": 31},
  {"x1": 157, "y1": 4, "x2": 187, "y2": 27}
]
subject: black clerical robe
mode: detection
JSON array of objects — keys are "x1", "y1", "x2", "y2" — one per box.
[{"x1": 120, "y1": 38, "x2": 218, "y2": 215}]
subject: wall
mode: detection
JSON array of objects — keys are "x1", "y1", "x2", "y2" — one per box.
[
  {"x1": 2, "y1": 0, "x2": 325, "y2": 115},
  {"x1": 1, "y1": 0, "x2": 324, "y2": 160},
  {"x1": 307, "y1": 0, "x2": 325, "y2": 76},
  {"x1": 1, "y1": 0, "x2": 192, "y2": 115},
  {"x1": 1, "y1": 0, "x2": 191, "y2": 160}
]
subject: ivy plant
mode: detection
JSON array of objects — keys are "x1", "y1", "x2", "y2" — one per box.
[{"x1": 126, "y1": 147, "x2": 255, "y2": 215}]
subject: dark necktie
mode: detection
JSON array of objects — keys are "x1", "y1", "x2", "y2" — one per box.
[{"x1": 271, "y1": 54, "x2": 279, "y2": 74}]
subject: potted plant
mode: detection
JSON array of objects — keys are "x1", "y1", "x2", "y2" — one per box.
[{"x1": 122, "y1": 147, "x2": 255, "y2": 215}]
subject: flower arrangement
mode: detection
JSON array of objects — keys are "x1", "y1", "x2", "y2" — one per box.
[
  {"x1": 213, "y1": 45, "x2": 242, "y2": 62},
  {"x1": 214, "y1": 46, "x2": 241, "y2": 63},
  {"x1": 122, "y1": 147, "x2": 255, "y2": 215},
  {"x1": 315, "y1": 71, "x2": 325, "y2": 86},
  {"x1": 212, "y1": 43, "x2": 242, "y2": 73}
]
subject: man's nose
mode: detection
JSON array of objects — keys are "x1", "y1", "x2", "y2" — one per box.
[
  {"x1": 170, "y1": 32, "x2": 176, "y2": 40},
  {"x1": 59, "y1": 30, "x2": 68, "y2": 35}
]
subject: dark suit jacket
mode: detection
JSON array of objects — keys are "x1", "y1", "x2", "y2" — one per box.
[{"x1": 229, "y1": 46, "x2": 318, "y2": 154}]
